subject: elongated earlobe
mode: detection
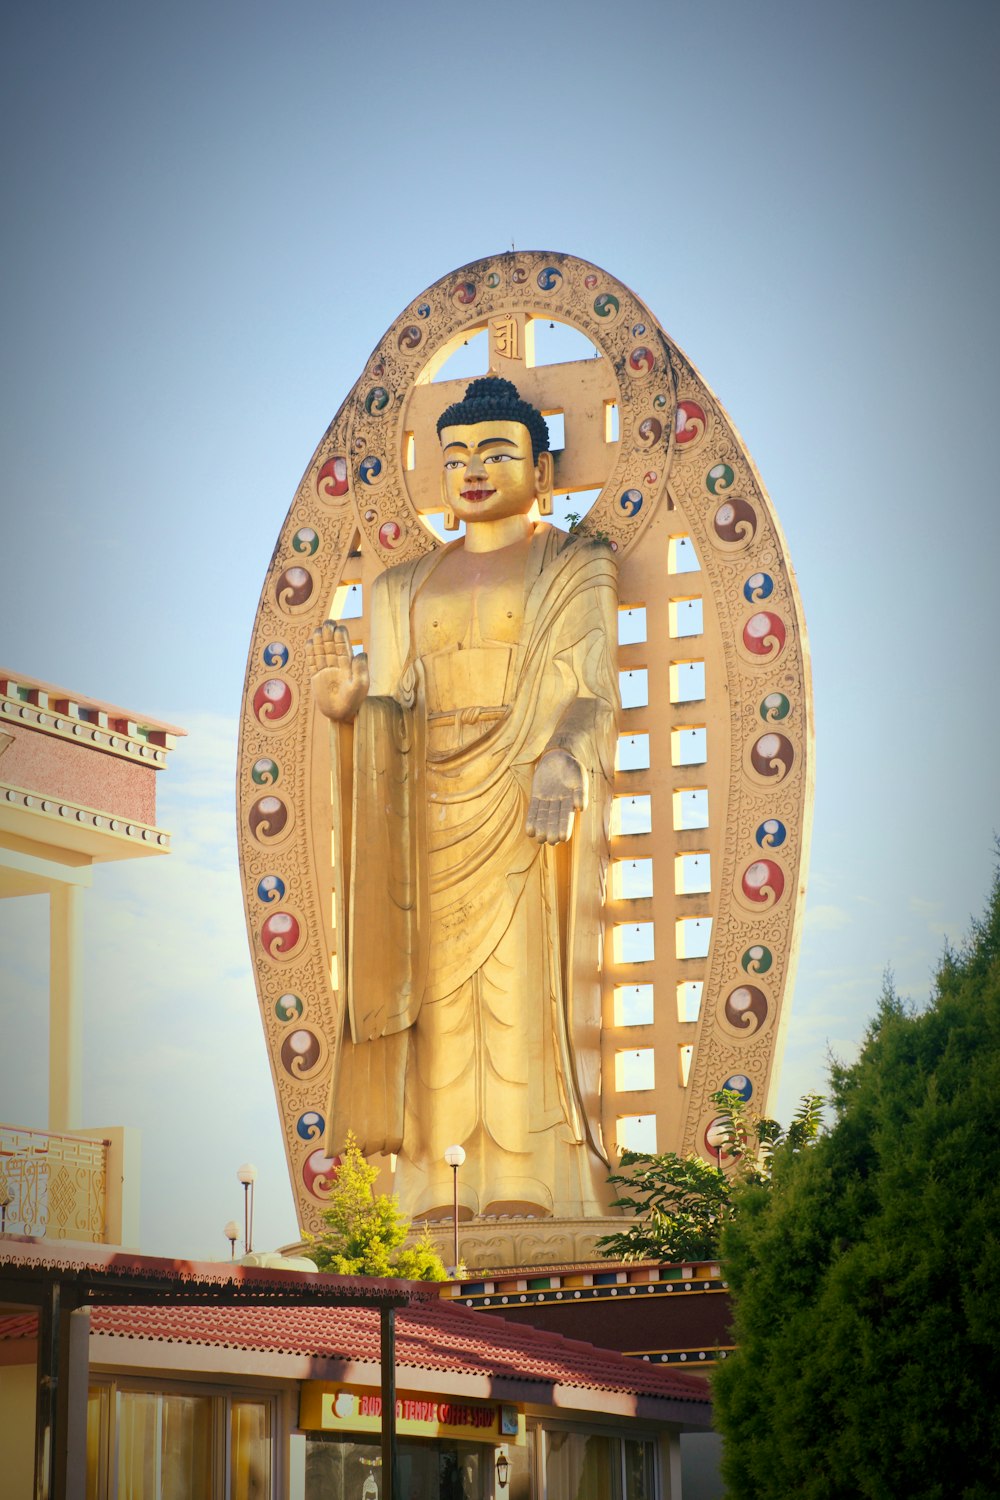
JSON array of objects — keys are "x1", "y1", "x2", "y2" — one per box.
[
  {"x1": 536, "y1": 450, "x2": 554, "y2": 516},
  {"x1": 443, "y1": 509, "x2": 459, "y2": 531}
]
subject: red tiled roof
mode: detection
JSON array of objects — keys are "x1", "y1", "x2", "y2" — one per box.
[
  {"x1": 0, "y1": 1300, "x2": 709, "y2": 1406},
  {"x1": 0, "y1": 1241, "x2": 710, "y2": 1406},
  {"x1": 0, "y1": 1238, "x2": 427, "y2": 1305},
  {"x1": 101, "y1": 1301, "x2": 706, "y2": 1403}
]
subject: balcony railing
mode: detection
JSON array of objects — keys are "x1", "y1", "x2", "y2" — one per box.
[{"x1": 0, "y1": 1125, "x2": 108, "y2": 1243}]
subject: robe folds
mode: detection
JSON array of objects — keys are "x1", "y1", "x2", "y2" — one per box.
[{"x1": 326, "y1": 524, "x2": 619, "y2": 1219}]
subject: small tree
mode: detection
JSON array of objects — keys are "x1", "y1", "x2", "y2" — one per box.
[
  {"x1": 307, "y1": 1133, "x2": 448, "y2": 1281},
  {"x1": 597, "y1": 1089, "x2": 823, "y2": 1262}
]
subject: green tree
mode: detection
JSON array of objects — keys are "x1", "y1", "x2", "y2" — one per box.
[
  {"x1": 596, "y1": 1089, "x2": 823, "y2": 1262},
  {"x1": 714, "y1": 871, "x2": 1000, "y2": 1499},
  {"x1": 306, "y1": 1133, "x2": 448, "y2": 1281}
]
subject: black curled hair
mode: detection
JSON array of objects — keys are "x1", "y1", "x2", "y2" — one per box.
[{"x1": 436, "y1": 376, "x2": 550, "y2": 462}]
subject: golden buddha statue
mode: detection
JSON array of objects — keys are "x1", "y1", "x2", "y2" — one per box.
[{"x1": 308, "y1": 377, "x2": 619, "y2": 1221}]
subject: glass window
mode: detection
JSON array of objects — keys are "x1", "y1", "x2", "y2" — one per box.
[
  {"x1": 623, "y1": 1438, "x2": 656, "y2": 1500},
  {"x1": 116, "y1": 1390, "x2": 212, "y2": 1500},
  {"x1": 89, "y1": 1384, "x2": 273, "y2": 1500},
  {"x1": 305, "y1": 1436, "x2": 488, "y2": 1499},
  {"x1": 231, "y1": 1400, "x2": 271, "y2": 1500},
  {"x1": 545, "y1": 1430, "x2": 614, "y2": 1500}
]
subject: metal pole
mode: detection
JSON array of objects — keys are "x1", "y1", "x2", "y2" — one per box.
[
  {"x1": 452, "y1": 1164, "x2": 459, "y2": 1270},
  {"x1": 380, "y1": 1305, "x2": 397, "y2": 1500},
  {"x1": 34, "y1": 1279, "x2": 61, "y2": 1500},
  {"x1": 243, "y1": 1181, "x2": 250, "y2": 1256}
]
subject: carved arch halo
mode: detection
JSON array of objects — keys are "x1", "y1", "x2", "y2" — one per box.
[{"x1": 238, "y1": 250, "x2": 813, "y2": 1237}]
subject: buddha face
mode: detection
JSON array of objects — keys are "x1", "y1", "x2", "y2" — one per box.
[{"x1": 440, "y1": 419, "x2": 553, "y2": 524}]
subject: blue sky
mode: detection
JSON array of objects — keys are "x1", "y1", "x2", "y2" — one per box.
[{"x1": 2, "y1": 0, "x2": 998, "y2": 1258}]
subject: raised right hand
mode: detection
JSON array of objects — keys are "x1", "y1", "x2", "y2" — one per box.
[{"x1": 306, "y1": 621, "x2": 370, "y2": 722}]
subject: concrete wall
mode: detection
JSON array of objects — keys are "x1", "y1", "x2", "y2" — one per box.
[{"x1": 0, "y1": 1360, "x2": 36, "y2": 1500}]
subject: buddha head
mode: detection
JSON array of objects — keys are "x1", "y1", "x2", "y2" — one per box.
[{"x1": 436, "y1": 376, "x2": 554, "y2": 527}]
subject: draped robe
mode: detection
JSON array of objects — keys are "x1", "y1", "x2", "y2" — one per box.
[{"x1": 326, "y1": 524, "x2": 619, "y2": 1219}]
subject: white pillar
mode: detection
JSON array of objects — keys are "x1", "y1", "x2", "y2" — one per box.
[{"x1": 49, "y1": 883, "x2": 83, "y2": 1132}]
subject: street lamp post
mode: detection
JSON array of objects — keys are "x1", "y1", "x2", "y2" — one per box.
[
  {"x1": 224, "y1": 1220, "x2": 240, "y2": 1261},
  {"x1": 236, "y1": 1163, "x2": 257, "y2": 1255},
  {"x1": 443, "y1": 1144, "x2": 466, "y2": 1274}
]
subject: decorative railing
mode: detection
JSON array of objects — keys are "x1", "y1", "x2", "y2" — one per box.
[{"x1": 0, "y1": 1125, "x2": 108, "y2": 1243}]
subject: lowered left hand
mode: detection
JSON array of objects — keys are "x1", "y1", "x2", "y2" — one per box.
[{"x1": 526, "y1": 749, "x2": 587, "y2": 845}]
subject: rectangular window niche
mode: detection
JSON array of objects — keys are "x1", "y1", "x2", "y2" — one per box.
[
  {"x1": 671, "y1": 727, "x2": 707, "y2": 766},
  {"x1": 611, "y1": 858, "x2": 654, "y2": 901},
  {"x1": 615, "y1": 1048, "x2": 656, "y2": 1092},
  {"x1": 612, "y1": 794, "x2": 653, "y2": 837},
  {"x1": 617, "y1": 732, "x2": 651, "y2": 772},
  {"x1": 614, "y1": 984, "x2": 654, "y2": 1027},
  {"x1": 669, "y1": 660, "x2": 706, "y2": 703},
  {"x1": 673, "y1": 788, "x2": 709, "y2": 830},
  {"x1": 613, "y1": 922, "x2": 655, "y2": 965},
  {"x1": 675, "y1": 916, "x2": 712, "y2": 959},
  {"x1": 617, "y1": 1115, "x2": 657, "y2": 1153}
]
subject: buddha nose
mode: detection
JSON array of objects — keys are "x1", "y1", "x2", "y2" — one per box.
[{"x1": 464, "y1": 452, "x2": 487, "y2": 478}]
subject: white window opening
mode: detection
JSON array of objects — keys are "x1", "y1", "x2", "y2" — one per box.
[
  {"x1": 331, "y1": 581, "x2": 363, "y2": 620},
  {"x1": 673, "y1": 788, "x2": 709, "y2": 830},
  {"x1": 671, "y1": 727, "x2": 707, "y2": 766},
  {"x1": 676, "y1": 916, "x2": 713, "y2": 959},
  {"x1": 616, "y1": 1048, "x2": 656, "y2": 1092},
  {"x1": 674, "y1": 852, "x2": 711, "y2": 895},
  {"x1": 614, "y1": 983, "x2": 654, "y2": 1027},
  {"x1": 616, "y1": 732, "x2": 651, "y2": 772},
  {"x1": 617, "y1": 1115, "x2": 657, "y2": 1154},
  {"x1": 669, "y1": 660, "x2": 706, "y2": 703},
  {"x1": 669, "y1": 597, "x2": 704, "y2": 638},
  {"x1": 668, "y1": 535, "x2": 700, "y2": 574},
  {"x1": 611, "y1": 858, "x2": 654, "y2": 901},
  {"x1": 612, "y1": 794, "x2": 653, "y2": 837},
  {"x1": 617, "y1": 605, "x2": 647, "y2": 645},
  {"x1": 677, "y1": 981, "x2": 703, "y2": 1023},
  {"x1": 613, "y1": 922, "x2": 655, "y2": 965},
  {"x1": 619, "y1": 668, "x2": 649, "y2": 710}
]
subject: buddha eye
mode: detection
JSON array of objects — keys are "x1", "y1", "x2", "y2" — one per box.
[{"x1": 484, "y1": 452, "x2": 514, "y2": 463}]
